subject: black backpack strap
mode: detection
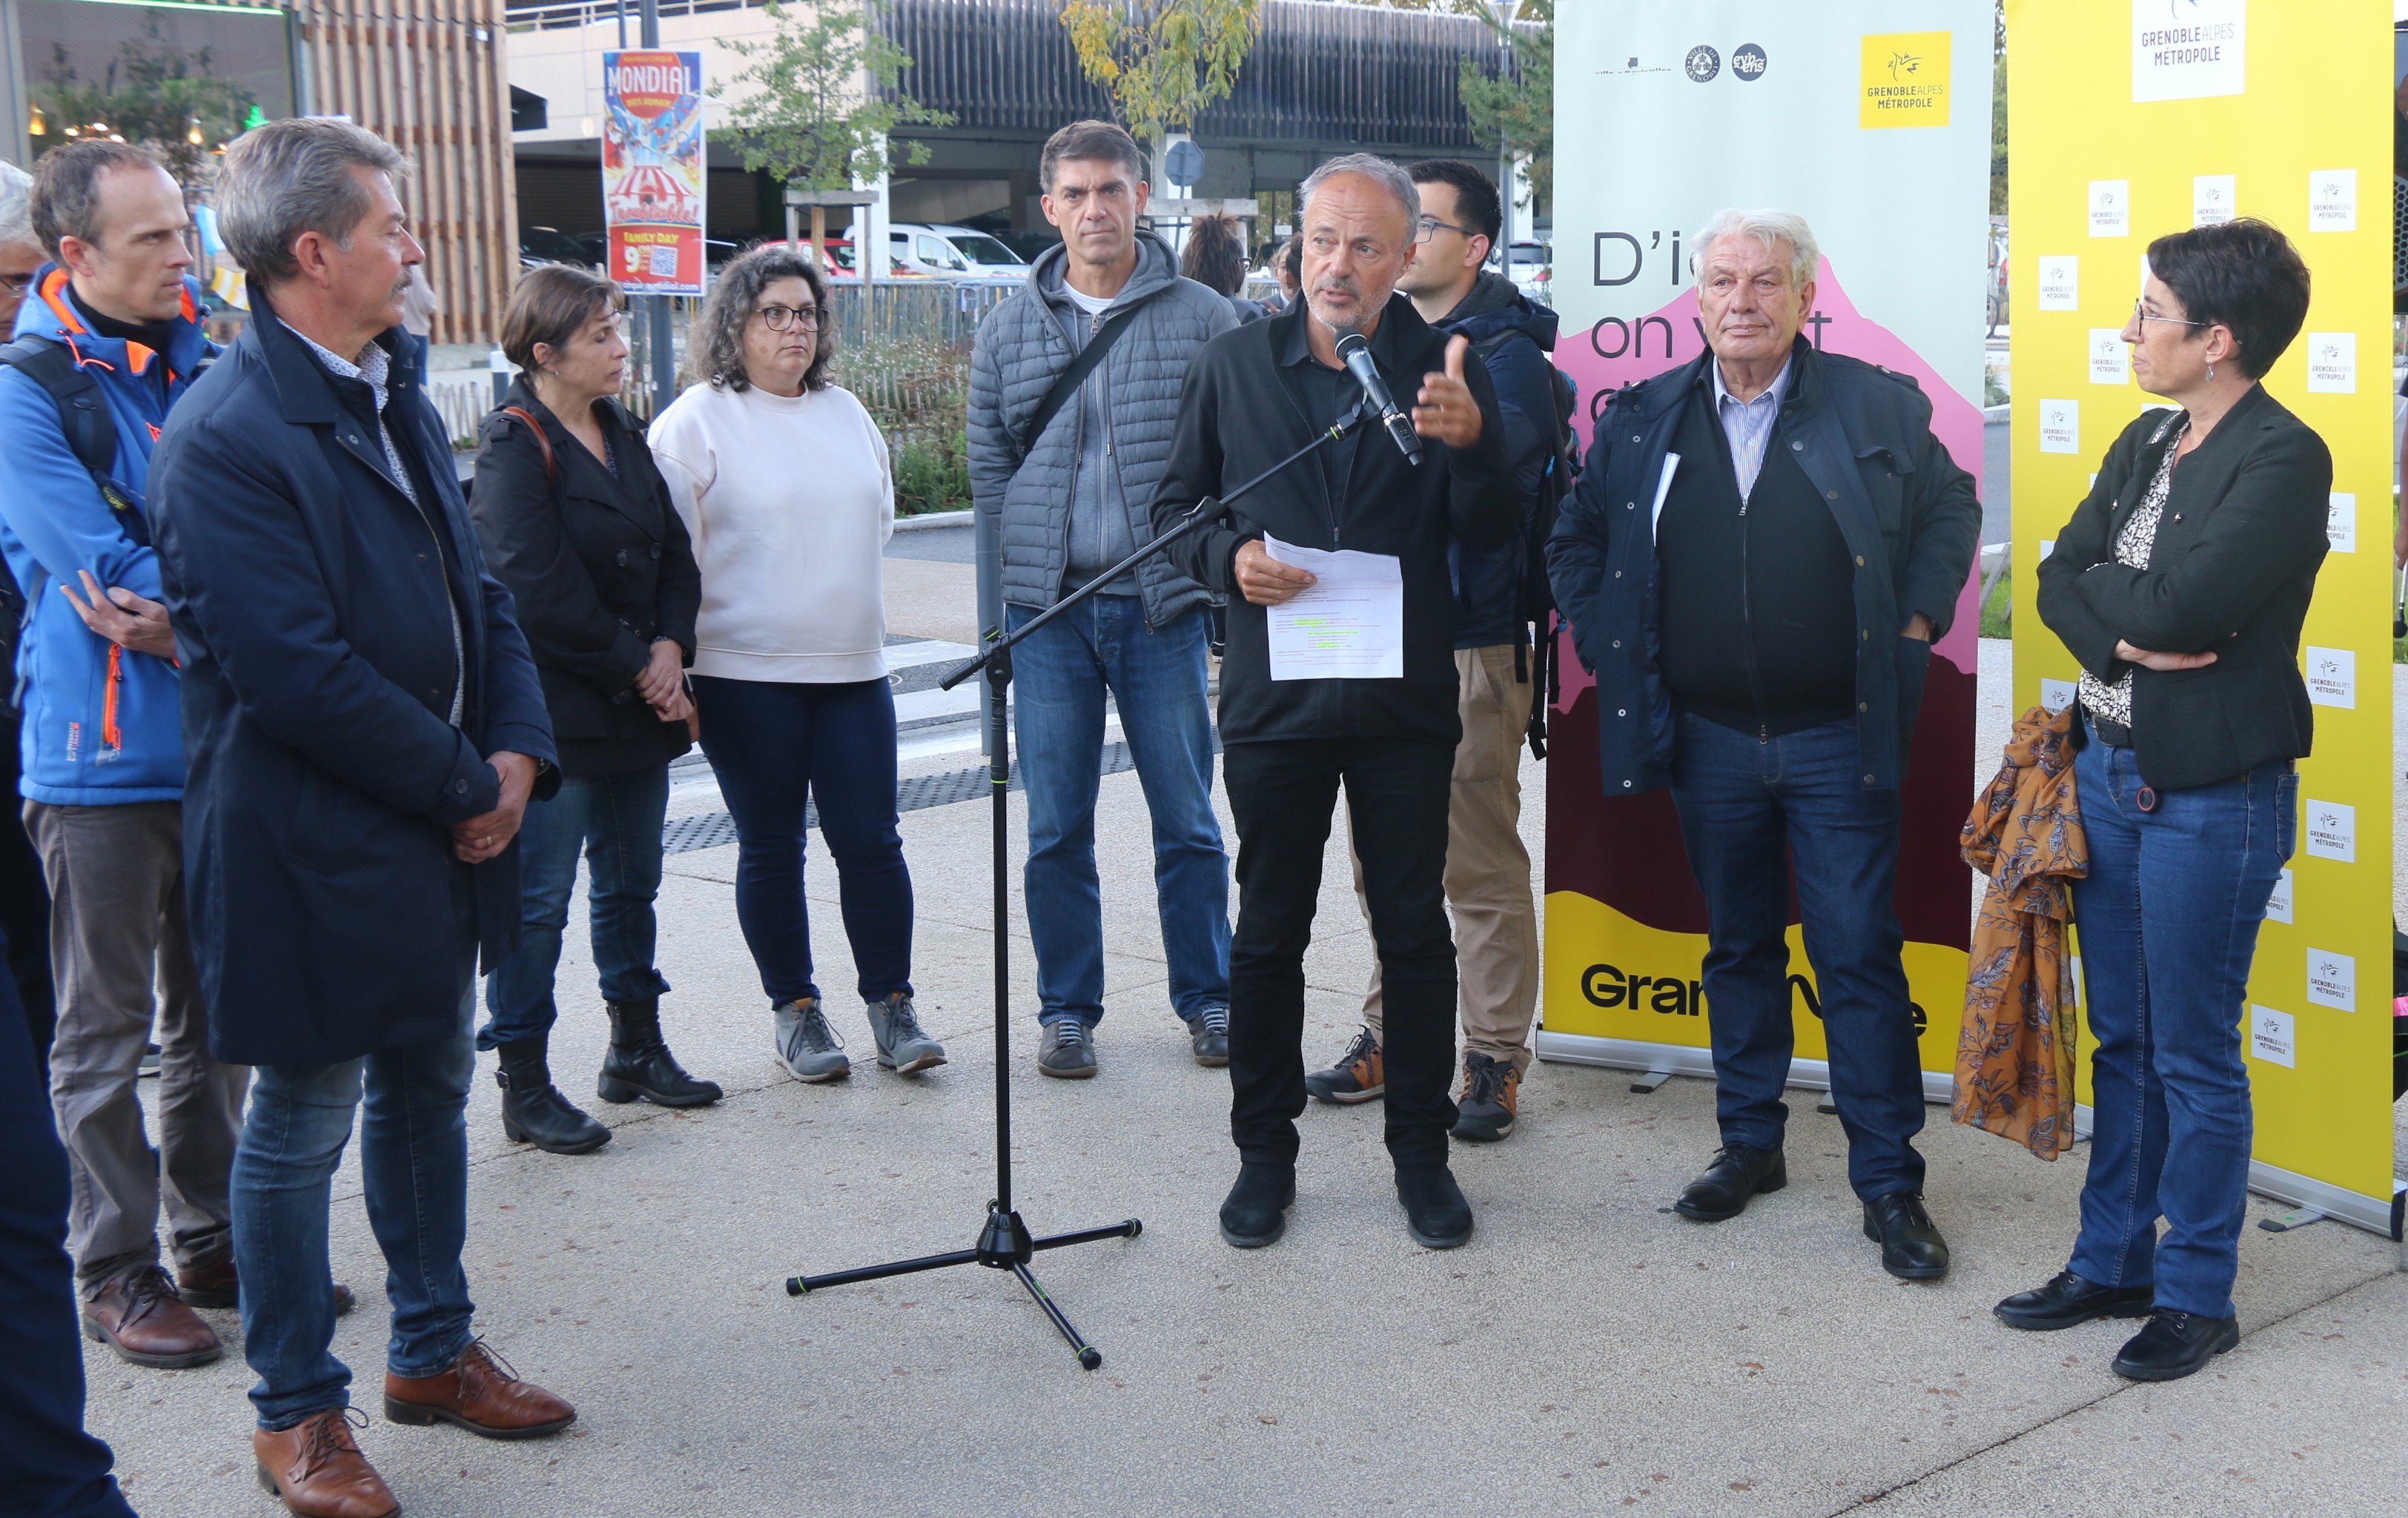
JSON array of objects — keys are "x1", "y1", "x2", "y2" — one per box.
[
  {"x1": 0, "y1": 334, "x2": 145, "y2": 546},
  {"x1": 1007, "y1": 290, "x2": 1165, "y2": 466}
]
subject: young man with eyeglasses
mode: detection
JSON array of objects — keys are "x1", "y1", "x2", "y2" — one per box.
[
  {"x1": 1306, "y1": 160, "x2": 1558, "y2": 1143},
  {"x1": 967, "y1": 119, "x2": 1239, "y2": 1080}
]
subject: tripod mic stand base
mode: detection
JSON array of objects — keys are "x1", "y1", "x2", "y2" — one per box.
[{"x1": 786, "y1": 1207, "x2": 1140, "y2": 1372}]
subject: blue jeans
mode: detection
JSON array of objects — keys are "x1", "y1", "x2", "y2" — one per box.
[
  {"x1": 479, "y1": 766, "x2": 672, "y2": 1048},
  {"x1": 231, "y1": 888, "x2": 479, "y2": 1431},
  {"x1": 2068, "y1": 729, "x2": 2293, "y2": 1320},
  {"x1": 1668, "y1": 713, "x2": 1927, "y2": 1200},
  {"x1": 693, "y1": 675, "x2": 912, "y2": 1005},
  {"x1": 1007, "y1": 597, "x2": 1228, "y2": 1027}
]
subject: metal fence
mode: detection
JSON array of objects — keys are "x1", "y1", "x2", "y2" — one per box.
[{"x1": 614, "y1": 276, "x2": 1005, "y2": 419}]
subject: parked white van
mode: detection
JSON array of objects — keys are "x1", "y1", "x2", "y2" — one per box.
[{"x1": 874, "y1": 222, "x2": 1029, "y2": 277}]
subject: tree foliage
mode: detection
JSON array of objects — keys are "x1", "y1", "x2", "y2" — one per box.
[
  {"x1": 1455, "y1": 0, "x2": 1552, "y2": 214},
  {"x1": 717, "y1": 0, "x2": 953, "y2": 192},
  {"x1": 31, "y1": 18, "x2": 257, "y2": 189},
  {"x1": 1056, "y1": 1, "x2": 1263, "y2": 148},
  {"x1": 1990, "y1": 0, "x2": 2008, "y2": 216}
]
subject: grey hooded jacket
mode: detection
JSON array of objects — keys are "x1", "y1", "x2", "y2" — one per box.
[{"x1": 968, "y1": 231, "x2": 1236, "y2": 629}]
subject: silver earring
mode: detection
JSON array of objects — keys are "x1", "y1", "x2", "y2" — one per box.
[{"x1": 2206, "y1": 361, "x2": 2215, "y2": 381}]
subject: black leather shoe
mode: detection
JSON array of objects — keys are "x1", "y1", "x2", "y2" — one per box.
[
  {"x1": 1395, "y1": 1164, "x2": 1473, "y2": 1249},
  {"x1": 598, "y1": 998, "x2": 724, "y2": 1107},
  {"x1": 1218, "y1": 1162, "x2": 1296, "y2": 1249},
  {"x1": 1862, "y1": 1193, "x2": 1950, "y2": 1280},
  {"x1": 1994, "y1": 1269, "x2": 2153, "y2": 1331},
  {"x1": 496, "y1": 1041, "x2": 611, "y2": 1156},
  {"x1": 1673, "y1": 1144, "x2": 1786, "y2": 1222},
  {"x1": 2113, "y1": 1309, "x2": 2240, "y2": 1381}
]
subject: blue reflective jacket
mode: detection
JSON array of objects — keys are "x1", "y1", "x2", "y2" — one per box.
[{"x1": 0, "y1": 268, "x2": 214, "y2": 804}]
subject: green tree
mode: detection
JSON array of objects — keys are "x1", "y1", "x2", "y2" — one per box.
[
  {"x1": 716, "y1": 0, "x2": 953, "y2": 192},
  {"x1": 1990, "y1": 0, "x2": 2008, "y2": 216},
  {"x1": 1456, "y1": 0, "x2": 1552, "y2": 216},
  {"x1": 1056, "y1": 0, "x2": 1263, "y2": 150},
  {"x1": 31, "y1": 17, "x2": 257, "y2": 189}
]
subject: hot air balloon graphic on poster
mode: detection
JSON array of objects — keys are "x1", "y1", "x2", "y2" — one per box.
[{"x1": 601, "y1": 50, "x2": 707, "y2": 295}]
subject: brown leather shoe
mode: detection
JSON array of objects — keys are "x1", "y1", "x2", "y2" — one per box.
[
  {"x1": 179, "y1": 1256, "x2": 357, "y2": 1316},
  {"x1": 383, "y1": 1340, "x2": 575, "y2": 1439},
  {"x1": 254, "y1": 1408, "x2": 398, "y2": 1518},
  {"x1": 82, "y1": 1263, "x2": 222, "y2": 1368}
]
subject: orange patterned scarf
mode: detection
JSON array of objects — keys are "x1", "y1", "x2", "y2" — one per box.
[{"x1": 1955, "y1": 703, "x2": 2087, "y2": 1159}]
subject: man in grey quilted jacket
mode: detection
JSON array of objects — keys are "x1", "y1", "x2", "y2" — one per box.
[{"x1": 968, "y1": 119, "x2": 1237, "y2": 1080}]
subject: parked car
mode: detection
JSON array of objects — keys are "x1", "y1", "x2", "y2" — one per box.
[
  {"x1": 520, "y1": 225, "x2": 597, "y2": 271},
  {"x1": 1501, "y1": 239, "x2": 1552, "y2": 297},
  {"x1": 881, "y1": 222, "x2": 1029, "y2": 277}
]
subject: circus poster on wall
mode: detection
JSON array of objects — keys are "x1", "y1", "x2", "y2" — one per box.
[{"x1": 602, "y1": 50, "x2": 707, "y2": 296}]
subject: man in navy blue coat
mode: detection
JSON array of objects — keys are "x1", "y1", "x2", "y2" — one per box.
[
  {"x1": 150, "y1": 117, "x2": 575, "y2": 1517},
  {"x1": 1548, "y1": 209, "x2": 1979, "y2": 1285}
]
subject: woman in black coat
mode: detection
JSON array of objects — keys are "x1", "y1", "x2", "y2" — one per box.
[
  {"x1": 469, "y1": 265, "x2": 717, "y2": 1154},
  {"x1": 2011, "y1": 219, "x2": 2329, "y2": 1382}
]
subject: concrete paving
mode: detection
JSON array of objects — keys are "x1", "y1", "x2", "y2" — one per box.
[{"x1": 79, "y1": 641, "x2": 2404, "y2": 1518}]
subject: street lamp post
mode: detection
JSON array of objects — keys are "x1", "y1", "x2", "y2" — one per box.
[
  {"x1": 1488, "y1": 0, "x2": 1515, "y2": 280},
  {"x1": 640, "y1": 0, "x2": 675, "y2": 416}
]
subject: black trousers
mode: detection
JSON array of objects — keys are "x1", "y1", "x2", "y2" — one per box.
[
  {"x1": 0, "y1": 918, "x2": 134, "y2": 1517},
  {"x1": 1223, "y1": 736, "x2": 1456, "y2": 1169},
  {"x1": 0, "y1": 713, "x2": 53, "y2": 1072}
]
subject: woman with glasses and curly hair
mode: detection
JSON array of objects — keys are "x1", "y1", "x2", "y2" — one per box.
[{"x1": 648, "y1": 244, "x2": 944, "y2": 1088}]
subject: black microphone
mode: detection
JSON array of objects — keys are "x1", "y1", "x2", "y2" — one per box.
[{"x1": 1334, "y1": 331, "x2": 1423, "y2": 466}]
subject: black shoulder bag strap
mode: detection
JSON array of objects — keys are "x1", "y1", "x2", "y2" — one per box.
[
  {"x1": 1007, "y1": 291, "x2": 1164, "y2": 466},
  {"x1": 0, "y1": 333, "x2": 149, "y2": 548}
]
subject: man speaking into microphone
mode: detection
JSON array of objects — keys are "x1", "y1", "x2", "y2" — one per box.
[{"x1": 1153, "y1": 154, "x2": 1515, "y2": 1250}]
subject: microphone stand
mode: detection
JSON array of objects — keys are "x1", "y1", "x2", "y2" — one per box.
[{"x1": 784, "y1": 407, "x2": 1368, "y2": 1371}]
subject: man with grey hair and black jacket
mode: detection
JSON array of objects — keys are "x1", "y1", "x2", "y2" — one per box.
[
  {"x1": 1550, "y1": 208, "x2": 1980, "y2": 1282},
  {"x1": 1156, "y1": 153, "x2": 1515, "y2": 1251},
  {"x1": 968, "y1": 119, "x2": 1237, "y2": 1081}
]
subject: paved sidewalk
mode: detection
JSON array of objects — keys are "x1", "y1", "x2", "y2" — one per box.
[{"x1": 82, "y1": 645, "x2": 2404, "y2": 1517}]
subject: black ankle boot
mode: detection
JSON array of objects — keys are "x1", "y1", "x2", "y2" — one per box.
[
  {"x1": 1395, "y1": 1163, "x2": 1474, "y2": 1249},
  {"x1": 496, "y1": 1038, "x2": 611, "y2": 1155},
  {"x1": 1218, "y1": 1161, "x2": 1296, "y2": 1249},
  {"x1": 598, "y1": 998, "x2": 723, "y2": 1108}
]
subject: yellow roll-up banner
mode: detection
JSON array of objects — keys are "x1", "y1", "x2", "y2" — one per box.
[{"x1": 2008, "y1": 0, "x2": 2401, "y2": 1235}]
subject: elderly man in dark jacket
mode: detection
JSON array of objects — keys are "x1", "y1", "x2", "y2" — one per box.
[
  {"x1": 1155, "y1": 153, "x2": 1515, "y2": 1253},
  {"x1": 968, "y1": 119, "x2": 1237, "y2": 1080},
  {"x1": 1549, "y1": 209, "x2": 1981, "y2": 1284},
  {"x1": 149, "y1": 117, "x2": 573, "y2": 1517}
]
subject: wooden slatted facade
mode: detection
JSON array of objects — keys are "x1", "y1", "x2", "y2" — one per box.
[{"x1": 288, "y1": 0, "x2": 518, "y2": 344}]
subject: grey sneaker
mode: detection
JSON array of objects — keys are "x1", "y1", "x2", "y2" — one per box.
[
  {"x1": 773, "y1": 998, "x2": 850, "y2": 1083},
  {"x1": 1188, "y1": 1005, "x2": 1230, "y2": 1067},
  {"x1": 1036, "y1": 1019, "x2": 1098, "y2": 1079},
  {"x1": 866, "y1": 992, "x2": 947, "y2": 1075}
]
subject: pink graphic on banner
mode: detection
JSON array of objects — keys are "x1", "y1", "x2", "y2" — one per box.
[{"x1": 1544, "y1": 259, "x2": 1982, "y2": 952}]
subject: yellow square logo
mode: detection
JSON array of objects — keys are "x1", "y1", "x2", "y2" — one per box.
[{"x1": 1860, "y1": 31, "x2": 1952, "y2": 128}]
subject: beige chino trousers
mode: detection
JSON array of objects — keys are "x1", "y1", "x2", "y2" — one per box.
[{"x1": 1350, "y1": 642, "x2": 1538, "y2": 1074}]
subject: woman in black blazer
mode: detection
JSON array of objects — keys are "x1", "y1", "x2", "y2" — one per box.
[
  {"x1": 469, "y1": 265, "x2": 718, "y2": 1154},
  {"x1": 2013, "y1": 219, "x2": 2328, "y2": 1381}
]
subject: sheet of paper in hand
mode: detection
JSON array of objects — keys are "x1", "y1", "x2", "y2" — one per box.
[{"x1": 1262, "y1": 533, "x2": 1406, "y2": 681}]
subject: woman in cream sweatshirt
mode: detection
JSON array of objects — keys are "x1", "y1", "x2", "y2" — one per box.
[{"x1": 649, "y1": 245, "x2": 943, "y2": 1087}]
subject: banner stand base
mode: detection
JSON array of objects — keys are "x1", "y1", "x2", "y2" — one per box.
[
  {"x1": 1538, "y1": 1033, "x2": 2404, "y2": 1242},
  {"x1": 1533, "y1": 1030, "x2": 1953, "y2": 1105}
]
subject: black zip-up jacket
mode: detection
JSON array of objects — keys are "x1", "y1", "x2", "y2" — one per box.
[
  {"x1": 2034, "y1": 382, "x2": 2331, "y2": 790},
  {"x1": 1549, "y1": 341, "x2": 1981, "y2": 795},
  {"x1": 1154, "y1": 294, "x2": 1516, "y2": 745}
]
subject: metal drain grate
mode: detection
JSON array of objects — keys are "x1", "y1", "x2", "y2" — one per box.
[{"x1": 664, "y1": 738, "x2": 1148, "y2": 855}]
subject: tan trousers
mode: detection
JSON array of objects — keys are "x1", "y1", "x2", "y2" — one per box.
[{"x1": 1352, "y1": 643, "x2": 1538, "y2": 1073}]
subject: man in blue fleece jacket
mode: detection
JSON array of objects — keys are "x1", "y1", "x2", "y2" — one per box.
[{"x1": 0, "y1": 139, "x2": 243, "y2": 1371}]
